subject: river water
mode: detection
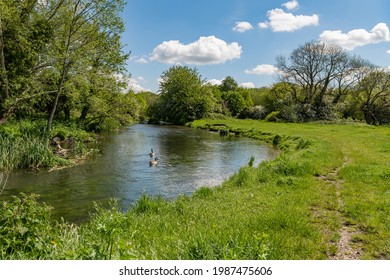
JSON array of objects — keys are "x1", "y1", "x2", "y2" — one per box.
[{"x1": 2, "y1": 124, "x2": 277, "y2": 223}]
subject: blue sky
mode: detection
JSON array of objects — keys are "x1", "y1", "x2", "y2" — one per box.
[{"x1": 121, "y1": 0, "x2": 390, "y2": 93}]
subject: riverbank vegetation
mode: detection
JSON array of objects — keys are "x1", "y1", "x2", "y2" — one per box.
[
  {"x1": 149, "y1": 41, "x2": 390, "y2": 126},
  {"x1": 0, "y1": 0, "x2": 156, "y2": 172},
  {"x1": 1, "y1": 119, "x2": 389, "y2": 259}
]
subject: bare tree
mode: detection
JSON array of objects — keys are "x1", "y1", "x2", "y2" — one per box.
[{"x1": 276, "y1": 41, "x2": 356, "y2": 119}]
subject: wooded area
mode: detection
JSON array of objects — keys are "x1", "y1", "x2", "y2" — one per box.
[
  {"x1": 151, "y1": 42, "x2": 390, "y2": 125},
  {"x1": 0, "y1": 0, "x2": 143, "y2": 131}
]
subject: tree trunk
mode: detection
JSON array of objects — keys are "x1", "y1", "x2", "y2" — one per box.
[
  {"x1": 79, "y1": 105, "x2": 89, "y2": 122},
  {"x1": 362, "y1": 104, "x2": 378, "y2": 125},
  {"x1": 47, "y1": 67, "x2": 67, "y2": 131},
  {"x1": 64, "y1": 105, "x2": 70, "y2": 122},
  {"x1": 0, "y1": 16, "x2": 9, "y2": 104}
]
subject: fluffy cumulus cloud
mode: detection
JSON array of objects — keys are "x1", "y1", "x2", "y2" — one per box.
[
  {"x1": 244, "y1": 64, "x2": 279, "y2": 75},
  {"x1": 128, "y1": 56, "x2": 149, "y2": 64},
  {"x1": 240, "y1": 82, "x2": 255, "y2": 88},
  {"x1": 282, "y1": 0, "x2": 299, "y2": 11},
  {"x1": 259, "y1": 8, "x2": 319, "y2": 32},
  {"x1": 117, "y1": 75, "x2": 149, "y2": 93},
  {"x1": 135, "y1": 57, "x2": 149, "y2": 64},
  {"x1": 320, "y1": 23, "x2": 390, "y2": 50},
  {"x1": 150, "y1": 36, "x2": 242, "y2": 65},
  {"x1": 233, "y1": 21, "x2": 254, "y2": 33},
  {"x1": 387, "y1": 50, "x2": 390, "y2": 54},
  {"x1": 206, "y1": 79, "x2": 223, "y2": 86}
]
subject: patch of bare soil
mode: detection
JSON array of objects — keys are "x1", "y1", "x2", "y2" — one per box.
[{"x1": 317, "y1": 158, "x2": 363, "y2": 260}]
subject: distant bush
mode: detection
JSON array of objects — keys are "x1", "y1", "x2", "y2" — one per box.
[
  {"x1": 238, "y1": 106, "x2": 266, "y2": 120},
  {"x1": 264, "y1": 111, "x2": 280, "y2": 122}
]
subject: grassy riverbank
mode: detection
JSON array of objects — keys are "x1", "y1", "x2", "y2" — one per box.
[
  {"x1": 1, "y1": 119, "x2": 389, "y2": 259},
  {"x1": 0, "y1": 119, "x2": 96, "y2": 172}
]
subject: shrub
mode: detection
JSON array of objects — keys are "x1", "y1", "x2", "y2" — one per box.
[
  {"x1": 264, "y1": 111, "x2": 280, "y2": 122},
  {"x1": 0, "y1": 194, "x2": 55, "y2": 258},
  {"x1": 238, "y1": 106, "x2": 266, "y2": 120}
]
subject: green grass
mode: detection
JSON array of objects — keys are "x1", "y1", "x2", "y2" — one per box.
[{"x1": 0, "y1": 119, "x2": 389, "y2": 259}]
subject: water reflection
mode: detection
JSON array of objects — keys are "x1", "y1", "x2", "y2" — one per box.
[{"x1": 2, "y1": 124, "x2": 277, "y2": 223}]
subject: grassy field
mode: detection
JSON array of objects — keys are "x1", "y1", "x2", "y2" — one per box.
[
  {"x1": 190, "y1": 119, "x2": 390, "y2": 259},
  {"x1": 1, "y1": 119, "x2": 389, "y2": 259}
]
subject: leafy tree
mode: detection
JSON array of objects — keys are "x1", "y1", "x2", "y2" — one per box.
[
  {"x1": 46, "y1": 0, "x2": 128, "y2": 131},
  {"x1": 134, "y1": 91, "x2": 159, "y2": 121},
  {"x1": 219, "y1": 76, "x2": 238, "y2": 92},
  {"x1": 156, "y1": 66, "x2": 215, "y2": 124},
  {"x1": 222, "y1": 91, "x2": 246, "y2": 117},
  {"x1": 0, "y1": 0, "x2": 54, "y2": 121},
  {"x1": 247, "y1": 87, "x2": 270, "y2": 106},
  {"x1": 0, "y1": 0, "x2": 134, "y2": 132},
  {"x1": 355, "y1": 67, "x2": 390, "y2": 125}
]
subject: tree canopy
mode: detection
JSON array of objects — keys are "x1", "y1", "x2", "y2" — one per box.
[
  {"x1": 151, "y1": 66, "x2": 216, "y2": 124},
  {"x1": 0, "y1": 0, "x2": 133, "y2": 131}
]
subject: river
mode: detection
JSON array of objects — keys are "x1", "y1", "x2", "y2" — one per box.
[{"x1": 2, "y1": 124, "x2": 277, "y2": 223}]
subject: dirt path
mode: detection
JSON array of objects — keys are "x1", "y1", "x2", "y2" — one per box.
[{"x1": 317, "y1": 157, "x2": 362, "y2": 260}]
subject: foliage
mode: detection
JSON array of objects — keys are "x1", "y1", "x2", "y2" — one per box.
[
  {"x1": 354, "y1": 68, "x2": 390, "y2": 125},
  {"x1": 152, "y1": 66, "x2": 216, "y2": 124},
  {"x1": 274, "y1": 41, "x2": 381, "y2": 123},
  {"x1": 134, "y1": 91, "x2": 159, "y2": 121},
  {"x1": 0, "y1": 131, "x2": 58, "y2": 171},
  {"x1": 0, "y1": 193, "x2": 55, "y2": 258},
  {"x1": 221, "y1": 90, "x2": 246, "y2": 116},
  {"x1": 238, "y1": 105, "x2": 266, "y2": 120},
  {"x1": 219, "y1": 76, "x2": 238, "y2": 92},
  {"x1": 0, "y1": 119, "x2": 95, "y2": 172},
  {"x1": 264, "y1": 111, "x2": 281, "y2": 122},
  {"x1": 0, "y1": 0, "x2": 133, "y2": 131}
]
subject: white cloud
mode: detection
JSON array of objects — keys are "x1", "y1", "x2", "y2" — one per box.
[
  {"x1": 128, "y1": 80, "x2": 146, "y2": 93},
  {"x1": 135, "y1": 57, "x2": 149, "y2": 64},
  {"x1": 206, "y1": 79, "x2": 223, "y2": 86},
  {"x1": 240, "y1": 82, "x2": 255, "y2": 88},
  {"x1": 150, "y1": 36, "x2": 242, "y2": 65},
  {"x1": 258, "y1": 22, "x2": 269, "y2": 29},
  {"x1": 245, "y1": 64, "x2": 279, "y2": 75},
  {"x1": 282, "y1": 0, "x2": 299, "y2": 11},
  {"x1": 233, "y1": 21, "x2": 254, "y2": 33},
  {"x1": 118, "y1": 75, "x2": 149, "y2": 93},
  {"x1": 259, "y1": 8, "x2": 319, "y2": 32},
  {"x1": 129, "y1": 56, "x2": 149, "y2": 64},
  {"x1": 387, "y1": 50, "x2": 390, "y2": 54},
  {"x1": 320, "y1": 23, "x2": 390, "y2": 50}
]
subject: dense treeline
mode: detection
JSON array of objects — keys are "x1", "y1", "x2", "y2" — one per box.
[
  {"x1": 0, "y1": 0, "x2": 162, "y2": 174},
  {"x1": 0, "y1": 0, "x2": 150, "y2": 131},
  {"x1": 149, "y1": 41, "x2": 390, "y2": 125}
]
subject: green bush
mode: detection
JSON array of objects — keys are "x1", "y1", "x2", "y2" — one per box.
[
  {"x1": 264, "y1": 111, "x2": 280, "y2": 122},
  {"x1": 0, "y1": 194, "x2": 55, "y2": 258}
]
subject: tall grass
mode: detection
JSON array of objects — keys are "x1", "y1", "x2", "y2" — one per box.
[
  {"x1": 0, "y1": 134, "x2": 57, "y2": 171},
  {"x1": 0, "y1": 119, "x2": 95, "y2": 172}
]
